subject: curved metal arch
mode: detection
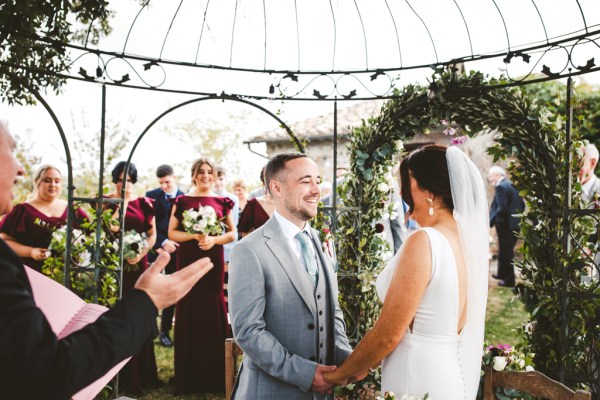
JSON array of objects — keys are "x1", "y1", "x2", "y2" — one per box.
[
  {"x1": 121, "y1": 94, "x2": 304, "y2": 184},
  {"x1": 17, "y1": 81, "x2": 75, "y2": 286}
]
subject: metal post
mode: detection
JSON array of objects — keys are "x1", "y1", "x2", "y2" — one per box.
[
  {"x1": 559, "y1": 74, "x2": 574, "y2": 384},
  {"x1": 332, "y1": 99, "x2": 338, "y2": 232}
]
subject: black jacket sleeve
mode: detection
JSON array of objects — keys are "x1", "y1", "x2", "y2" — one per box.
[{"x1": 0, "y1": 239, "x2": 158, "y2": 400}]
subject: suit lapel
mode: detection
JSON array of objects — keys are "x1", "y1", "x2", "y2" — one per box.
[{"x1": 263, "y1": 219, "x2": 317, "y2": 316}]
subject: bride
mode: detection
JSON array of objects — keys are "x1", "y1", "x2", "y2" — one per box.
[{"x1": 324, "y1": 145, "x2": 489, "y2": 399}]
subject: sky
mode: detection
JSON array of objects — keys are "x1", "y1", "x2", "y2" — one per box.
[{"x1": 1, "y1": 0, "x2": 600, "y2": 191}]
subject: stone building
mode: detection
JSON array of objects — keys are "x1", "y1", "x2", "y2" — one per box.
[{"x1": 244, "y1": 100, "x2": 497, "y2": 187}]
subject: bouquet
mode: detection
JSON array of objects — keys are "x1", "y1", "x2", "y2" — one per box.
[
  {"x1": 122, "y1": 230, "x2": 148, "y2": 271},
  {"x1": 182, "y1": 205, "x2": 225, "y2": 236},
  {"x1": 482, "y1": 343, "x2": 534, "y2": 372},
  {"x1": 45, "y1": 226, "x2": 91, "y2": 268}
]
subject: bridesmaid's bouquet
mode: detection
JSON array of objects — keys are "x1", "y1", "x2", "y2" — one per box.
[
  {"x1": 122, "y1": 230, "x2": 148, "y2": 271},
  {"x1": 182, "y1": 205, "x2": 225, "y2": 236}
]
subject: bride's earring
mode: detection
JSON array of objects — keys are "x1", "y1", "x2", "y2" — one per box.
[{"x1": 427, "y1": 197, "x2": 434, "y2": 216}]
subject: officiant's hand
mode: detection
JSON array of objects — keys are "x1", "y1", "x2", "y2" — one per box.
[
  {"x1": 135, "y1": 251, "x2": 213, "y2": 310},
  {"x1": 311, "y1": 364, "x2": 336, "y2": 394}
]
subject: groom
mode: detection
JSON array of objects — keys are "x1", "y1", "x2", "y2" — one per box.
[{"x1": 229, "y1": 153, "x2": 352, "y2": 399}]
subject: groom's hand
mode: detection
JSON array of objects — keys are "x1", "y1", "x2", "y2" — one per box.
[{"x1": 311, "y1": 364, "x2": 336, "y2": 394}]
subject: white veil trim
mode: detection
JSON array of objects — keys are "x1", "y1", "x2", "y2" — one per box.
[{"x1": 446, "y1": 146, "x2": 489, "y2": 399}]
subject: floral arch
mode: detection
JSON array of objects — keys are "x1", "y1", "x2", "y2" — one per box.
[{"x1": 333, "y1": 69, "x2": 598, "y2": 396}]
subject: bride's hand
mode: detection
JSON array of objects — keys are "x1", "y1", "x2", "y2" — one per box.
[{"x1": 322, "y1": 370, "x2": 348, "y2": 386}]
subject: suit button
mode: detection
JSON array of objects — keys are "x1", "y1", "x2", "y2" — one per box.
[
  {"x1": 317, "y1": 294, "x2": 322, "y2": 299},
  {"x1": 310, "y1": 356, "x2": 316, "y2": 361},
  {"x1": 320, "y1": 327, "x2": 324, "y2": 332},
  {"x1": 320, "y1": 343, "x2": 324, "y2": 348},
  {"x1": 319, "y1": 311, "x2": 323, "y2": 315},
  {"x1": 308, "y1": 323, "x2": 315, "y2": 330},
  {"x1": 320, "y1": 359, "x2": 323, "y2": 363}
]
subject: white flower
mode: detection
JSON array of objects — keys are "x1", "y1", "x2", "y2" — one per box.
[
  {"x1": 525, "y1": 365, "x2": 535, "y2": 372},
  {"x1": 377, "y1": 182, "x2": 390, "y2": 193},
  {"x1": 192, "y1": 223, "x2": 202, "y2": 231},
  {"x1": 493, "y1": 356, "x2": 508, "y2": 371},
  {"x1": 517, "y1": 358, "x2": 525, "y2": 368},
  {"x1": 79, "y1": 250, "x2": 92, "y2": 267}
]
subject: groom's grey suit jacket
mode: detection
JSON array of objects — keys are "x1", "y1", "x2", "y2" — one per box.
[{"x1": 229, "y1": 217, "x2": 352, "y2": 399}]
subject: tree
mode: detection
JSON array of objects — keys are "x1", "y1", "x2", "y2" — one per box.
[
  {"x1": 166, "y1": 115, "x2": 250, "y2": 186},
  {"x1": 0, "y1": 1, "x2": 112, "y2": 105}
]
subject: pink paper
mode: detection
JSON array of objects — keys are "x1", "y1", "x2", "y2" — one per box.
[{"x1": 24, "y1": 267, "x2": 130, "y2": 400}]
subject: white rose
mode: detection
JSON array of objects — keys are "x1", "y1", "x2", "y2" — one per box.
[
  {"x1": 525, "y1": 365, "x2": 534, "y2": 372},
  {"x1": 199, "y1": 219, "x2": 208, "y2": 229},
  {"x1": 493, "y1": 356, "x2": 507, "y2": 371},
  {"x1": 377, "y1": 182, "x2": 389, "y2": 193}
]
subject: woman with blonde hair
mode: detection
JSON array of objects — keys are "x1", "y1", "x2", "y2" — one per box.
[
  {"x1": 169, "y1": 158, "x2": 236, "y2": 394},
  {"x1": 0, "y1": 164, "x2": 87, "y2": 272}
]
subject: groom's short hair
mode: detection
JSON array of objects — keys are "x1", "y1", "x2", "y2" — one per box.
[{"x1": 264, "y1": 153, "x2": 308, "y2": 195}]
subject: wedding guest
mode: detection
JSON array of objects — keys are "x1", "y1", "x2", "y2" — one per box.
[
  {"x1": 238, "y1": 167, "x2": 274, "y2": 238},
  {"x1": 145, "y1": 164, "x2": 184, "y2": 348},
  {"x1": 488, "y1": 165, "x2": 524, "y2": 287},
  {"x1": 579, "y1": 142, "x2": 600, "y2": 204},
  {"x1": 232, "y1": 179, "x2": 248, "y2": 213},
  {"x1": 213, "y1": 166, "x2": 239, "y2": 312},
  {"x1": 229, "y1": 153, "x2": 352, "y2": 399},
  {"x1": 0, "y1": 121, "x2": 214, "y2": 400},
  {"x1": 214, "y1": 166, "x2": 239, "y2": 264},
  {"x1": 0, "y1": 164, "x2": 87, "y2": 272},
  {"x1": 105, "y1": 161, "x2": 160, "y2": 395},
  {"x1": 324, "y1": 145, "x2": 489, "y2": 400},
  {"x1": 247, "y1": 165, "x2": 267, "y2": 200},
  {"x1": 168, "y1": 158, "x2": 236, "y2": 394}
]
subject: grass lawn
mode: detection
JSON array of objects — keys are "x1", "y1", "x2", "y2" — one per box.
[{"x1": 133, "y1": 279, "x2": 528, "y2": 399}]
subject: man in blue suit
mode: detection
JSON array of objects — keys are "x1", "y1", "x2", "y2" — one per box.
[
  {"x1": 488, "y1": 166, "x2": 525, "y2": 287},
  {"x1": 146, "y1": 164, "x2": 184, "y2": 347}
]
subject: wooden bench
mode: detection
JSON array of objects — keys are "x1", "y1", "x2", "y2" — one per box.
[
  {"x1": 225, "y1": 338, "x2": 243, "y2": 400},
  {"x1": 483, "y1": 367, "x2": 592, "y2": 399}
]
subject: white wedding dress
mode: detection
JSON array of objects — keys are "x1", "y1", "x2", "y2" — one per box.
[{"x1": 376, "y1": 227, "x2": 469, "y2": 400}]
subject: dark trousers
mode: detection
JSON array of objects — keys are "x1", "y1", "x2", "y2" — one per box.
[
  {"x1": 159, "y1": 255, "x2": 178, "y2": 334},
  {"x1": 495, "y1": 223, "x2": 518, "y2": 284}
]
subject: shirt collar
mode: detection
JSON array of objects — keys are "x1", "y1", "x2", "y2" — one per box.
[
  {"x1": 495, "y1": 177, "x2": 504, "y2": 187},
  {"x1": 582, "y1": 174, "x2": 596, "y2": 195},
  {"x1": 272, "y1": 211, "x2": 312, "y2": 240}
]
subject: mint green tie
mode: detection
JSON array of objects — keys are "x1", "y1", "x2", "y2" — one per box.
[{"x1": 296, "y1": 231, "x2": 318, "y2": 285}]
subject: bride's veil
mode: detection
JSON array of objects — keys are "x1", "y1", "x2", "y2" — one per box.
[{"x1": 446, "y1": 146, "x2": 490, "y2": 399}]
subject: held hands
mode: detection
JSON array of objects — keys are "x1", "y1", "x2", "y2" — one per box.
[
  {"x1": 134, "y1": 251, "x2": 213, "y2": 310},
  {"x1": 323, "y1": 368, "x2": 369, "y2": 387},
  {"x1": 311, "y1": 364, "x2": 337, "y2": 394}
]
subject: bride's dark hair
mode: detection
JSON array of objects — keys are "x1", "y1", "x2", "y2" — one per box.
[{"x1": 399, "y1": 144, "x2": 454, "y2": 216}]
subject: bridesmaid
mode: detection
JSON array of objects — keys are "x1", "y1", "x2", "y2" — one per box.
[
  {"x1": 0, "y1": 164, "x2": 87, "y2": 272},
  {"x1": 232, "y1": 179, "x2": 248, "y2": 214},
  {"x1": 169, "y1": 158, "x2": 236, "y2": 394},
  {"x1": 237, "y1": 168, "x2": 274, "y2": 238},
  {"x1": 105, "y1": 161, "x2": 160, "y2": 395}
]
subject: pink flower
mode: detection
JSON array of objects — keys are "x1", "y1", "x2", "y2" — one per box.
[{"x1": 451, "y1": 135, "x2": 468, "y2": 145}]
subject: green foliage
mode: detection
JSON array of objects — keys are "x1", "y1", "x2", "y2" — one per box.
[
  {"x1": 0, "y1": 0, "x2": 113, "y2": 104},
  {"x1": 491, "y1": 86, "x2": 599, "y2": 392},
  {"x1": 335, "y1": 68, "x2": 599, "y2": 397},
  {"x1": 41, "y1": 204, "x2": 121, "y2": 306}
]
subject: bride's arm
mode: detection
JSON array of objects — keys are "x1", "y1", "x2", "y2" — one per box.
[{"x1": 323, "y1": 230, "x2": 432, "y2": 385}]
